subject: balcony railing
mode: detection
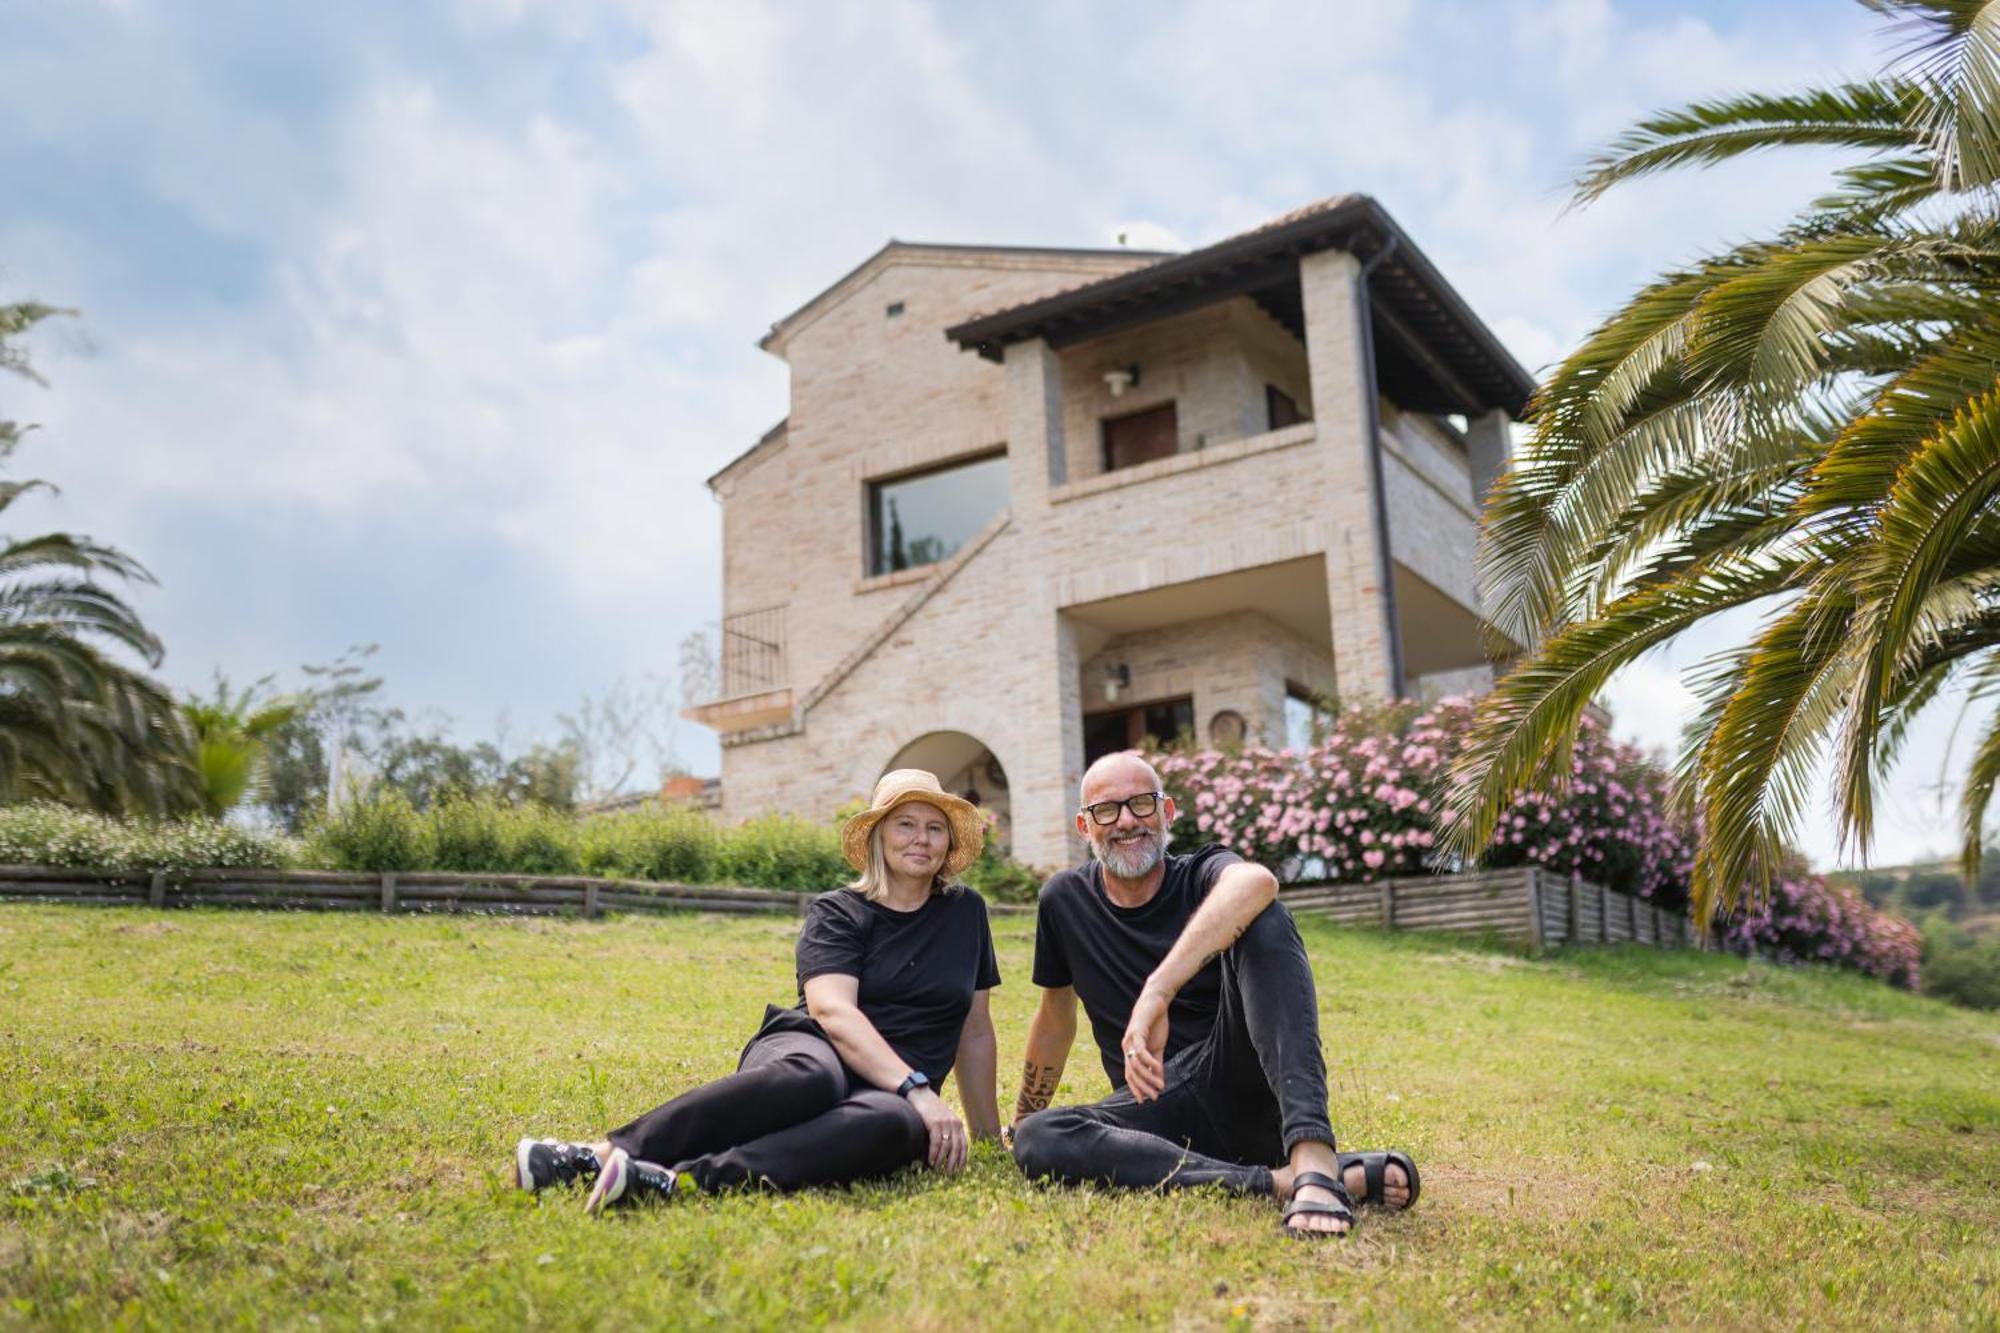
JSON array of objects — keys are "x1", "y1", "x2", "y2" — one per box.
[{"x1": 718, "y1": 605, "x2": 787, "y2": 698}]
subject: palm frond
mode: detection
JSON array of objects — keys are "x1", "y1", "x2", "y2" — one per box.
[{"x1": 1573, "y1": 81, "x2": 1926, "y2": 206}]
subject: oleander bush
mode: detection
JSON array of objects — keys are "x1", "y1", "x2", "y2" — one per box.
[
  {"x1": 1154, "y1": 698, "x2": 1693, "y2": 908},
  {"x1": 1716, "y1": 869, "x2": 1922, "y2": 990},
  {"x1": 0, "y1": 802, "x2": 299, "y2": 873},
  {"x1": 1151, "y1": 697, "x2": 1922, "y2": 989}
]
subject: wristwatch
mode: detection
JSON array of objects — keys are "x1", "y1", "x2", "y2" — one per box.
[{"x1": 895, "y1": 1071, "x2": 931, "y2": 1099}]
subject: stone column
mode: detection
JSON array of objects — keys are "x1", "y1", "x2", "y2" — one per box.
[
  {"x1": 1004, "y1": 338, "x2": 1067, "y2": 506},
  {"x1": 1002, "y1": 339, "x2": 1085, "y2": 871},
  {"x1": 1300, "y1": 249, "x2": 1397, "y2": 704},
  {"x1": 1466, "y1": 407, "x2": 1512, "y2": 507}
]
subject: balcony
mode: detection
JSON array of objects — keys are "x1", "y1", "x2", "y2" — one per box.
[{"x1": 680, "y1": 605, "x2": 794, "y2": 734}]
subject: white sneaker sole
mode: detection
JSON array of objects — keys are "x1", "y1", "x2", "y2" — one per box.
[
  {"x1": 585, "y1": 1147, "x2": 629, "y2": 1215},
  {"x1": 513, "y1": 1137, "x2": 540, "y2": 1191}
]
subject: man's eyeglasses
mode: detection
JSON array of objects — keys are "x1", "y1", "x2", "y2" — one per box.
[{"x1": 1081, "y1": 791, "x2": 1165, "y2": 826}]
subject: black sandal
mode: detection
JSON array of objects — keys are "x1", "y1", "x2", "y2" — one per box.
[
  {"x1": 1339, "y1": 1150, "x2": 1421, "y2": 1211},
  {"x1": 1279, "y1": 1170, "x2": 1355, "y2": 1239}
]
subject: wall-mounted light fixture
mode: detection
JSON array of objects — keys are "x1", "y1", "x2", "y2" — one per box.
[
  {"x1": 1102, "y1": 364, "x2": 1141, "y2": 398},
  {"x1": 1102, "y1": 662, "x2": 1131, "y2": 702}
]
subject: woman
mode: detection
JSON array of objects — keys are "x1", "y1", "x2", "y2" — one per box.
[{"x1": 510, "y1": 769, "x2": 1002, "y2": 1212}]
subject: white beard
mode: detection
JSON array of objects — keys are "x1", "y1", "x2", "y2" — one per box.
[{"x1": 1095, "y1": 828, "x2": 1165, "y2": 878}]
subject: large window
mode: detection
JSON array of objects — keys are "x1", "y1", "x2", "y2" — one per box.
[
  {"x1": 867, "y1": 452, "x2": 1008, "y2": 576},
  {"x1": 1084, "y1": 696, "x2": 1195, "y2": 764},
  {"x1": 1101, "y1": 402, "x2": 1179, "y2": 472}
]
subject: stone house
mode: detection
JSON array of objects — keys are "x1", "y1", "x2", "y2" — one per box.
[{"x1": 684, "y1": 195, "x2": 1532, "y2": 871}]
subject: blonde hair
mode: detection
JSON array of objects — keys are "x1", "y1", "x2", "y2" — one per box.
[{"x1": 850, "y1": 817, "x2": 954, "y2": 903}]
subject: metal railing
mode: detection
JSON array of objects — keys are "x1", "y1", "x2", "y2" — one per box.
[{"x1": 716, "y1": 605, "x2": 787, "y2": 699}]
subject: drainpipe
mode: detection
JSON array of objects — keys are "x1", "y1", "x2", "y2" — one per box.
[{"x1": 1351, "y1": 230, "x2": 1405, "y2": 700}]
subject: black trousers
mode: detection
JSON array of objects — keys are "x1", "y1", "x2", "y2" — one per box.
[
  {"x1": 606, "y1": 1029, "x2": 927, "y2": 1192},
  {"x1": 1012, "y1": 901, "x2": 1335, "y2": 1195}
]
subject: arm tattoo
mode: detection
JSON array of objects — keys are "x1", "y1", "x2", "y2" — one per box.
[{"x1": 1014, "y1": 1061, "x2": 1062, "y2": 1119}]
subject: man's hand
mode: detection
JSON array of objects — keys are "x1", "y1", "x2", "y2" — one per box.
[
  {"x1": 909, "y1": 1088, "x2": 969, "y2": 1172},
  {"x1": 1120, "y1": 987, "x2": 1172, "y2": 1102}
]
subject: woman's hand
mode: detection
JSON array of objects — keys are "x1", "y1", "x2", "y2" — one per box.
[{"x1": 908, "y1": 1088, "x2": 969, "y2": 1172}]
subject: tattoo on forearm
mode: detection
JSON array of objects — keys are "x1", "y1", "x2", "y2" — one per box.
[{"x1": 1014, "y1": 1061, "x2": 1062, "y2": 1118}]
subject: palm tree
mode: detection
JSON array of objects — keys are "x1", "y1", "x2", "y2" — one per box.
[
  {"x1": 182, "y1": 678, "x2": 300, "y2": 817},
  {"x1": 1446, "y1": 1, "x2": 2000, "y2": 923},
  {"x1": 0, "y1": 301, "x2": 197, "y2": 812}
]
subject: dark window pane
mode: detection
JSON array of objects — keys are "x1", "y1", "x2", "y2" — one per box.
[
  {"x1": 1266, "y1": 384, "x2": 1304, "y2": 430},
  {"x1": 1083, "y1": 712, "x2": 1131, "y2": 765},
  {"x1": 1083, "y1": 697, "x2": 1195, "y2": 764},
  {"x1": 868, "y1": 452, "x2": 1008, "y2": 575},
  {"x1": 1102, "y1": 402, "x2": 1178, "y2": 472}
]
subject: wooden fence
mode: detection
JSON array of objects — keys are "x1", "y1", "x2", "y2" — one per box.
[
  {"x1": 0, "y1": 863, "x2": 1684, "y2": 946},
  {"x1": 1281, "y1": 866, "x2": 1692, "y2": 951},
  {"x1": 0, "y1": 865, "x2": 808, "y2": 918}
]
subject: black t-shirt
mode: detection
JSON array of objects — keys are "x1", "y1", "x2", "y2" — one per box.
[
  {"x1": 1031, "y1": 844, "x2": 1242, "y2": 1087},
  {"x1": 763, "y1": 885, "x2": 1000, "y2": 1085}
]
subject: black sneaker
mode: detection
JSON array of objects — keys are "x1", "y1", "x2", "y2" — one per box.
[
  {"x1": 584, "y1": 1147, "x2": 683, "y2": 1215},
  {"x1": 512, "y1": 1138, "x2": 601, "y2": 1192}
]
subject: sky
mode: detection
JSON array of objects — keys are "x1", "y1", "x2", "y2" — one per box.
[{"x1": 0, "y1": 0, "x2": 1966, "y2": 868}]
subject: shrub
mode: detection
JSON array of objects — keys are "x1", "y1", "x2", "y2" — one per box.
[
  {"x1": 1716, "y1": 871, "x2": 1921, "y2": 989},
  {"x1": 1918, "y1": 917, "x2": 2000, "y2": 1010},
  {"x1": 0, "y1": 803, "x2": 298, "y2": 873},
  {"x1": 427, "y1": 795, "x2": 508, "y2": 873},
  {"x1": 495, "y1": 802, "x2": 579, "y2": 877},
  {"x1": 717, "y1": 814, "x2": 849, "y2": 892},
  {"x1": 579, "y1": 807, "x2": 719, "y2": 883},
  {"x1": 959, "y1": 840, "x2": 1042, "y2": 904},
  {"x1": 304, "y1": 789, "x2": 431, "y2": 872},
  {"x1": 1153, "y1": 698, "x2": 1694, "y2": 910}
]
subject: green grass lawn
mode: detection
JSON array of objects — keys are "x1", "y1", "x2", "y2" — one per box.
[{"x1": 1, "y1": 905, "x2": 1996, "y2": 1331}]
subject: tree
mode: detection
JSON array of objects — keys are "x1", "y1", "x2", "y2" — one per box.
[
  {"x1": 556, "y1": 675, "x2": 683, "y2": 805},
  {"x1": 1448, "y1": 1, "x2": 2000, "y2": 921},
  {"x1": 182, "y1": 675, "x2": 301, "y2": 816},
  {"x1": 0, "y1": 301, "x2": 196, "y2": 813}
]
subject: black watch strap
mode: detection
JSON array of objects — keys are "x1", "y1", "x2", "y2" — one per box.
[{"x1": 896, "y1": 1071, "x2": 930, "y2": 1099}]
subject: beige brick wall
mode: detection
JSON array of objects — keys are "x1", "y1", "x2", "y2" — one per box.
[{"x1": 1079, "y1": 610, "x2": 1337, "y2": 750}]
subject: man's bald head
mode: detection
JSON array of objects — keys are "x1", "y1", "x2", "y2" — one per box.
[{"x1": 1080, "y1": 751, "x2": 1163, "y2": 806}]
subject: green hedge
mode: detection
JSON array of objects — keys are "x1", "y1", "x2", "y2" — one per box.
[
  {"x1": 0, "y1": 794, "x2": 1047, "y2": 901},
  {"x1": 0, "y1": 803, "x2": 300, "y2": 873},
  {"x1": 305, "y1": 792, "x2": 1048, "y2": 899}
]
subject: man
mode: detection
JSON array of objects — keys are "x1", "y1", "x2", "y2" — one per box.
[{"x1": 1007, "y1": 752, "x2": 1416, "y2": 1237}]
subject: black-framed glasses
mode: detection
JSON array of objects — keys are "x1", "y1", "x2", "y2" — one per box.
[{"x1": 1081, "y1": 791, "x2": 1165, "y2": 826}]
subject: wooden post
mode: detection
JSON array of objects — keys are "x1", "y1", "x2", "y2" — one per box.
[
  {"x1": 148, "y1": 871, "x2": 167, "y2": 909},
  {"x1": 380, "y1": 872, "x2": 397, "y2": 914},
  {"x1": 1598, "y1": 882, "x2": 1609, "y2": 942},
  {"x1": 1566, "y1": 871, "x2": 1580, "y2": 943},
  {"x1": 1379, "y1": 878, "x2": 1396, "y2": 929},
  {"x1": 584, "y1": 881, "x2": 600, "y2": 919},
  {"x1": 1525, "y1": 868, "x2": 1545, "y2": 953}
]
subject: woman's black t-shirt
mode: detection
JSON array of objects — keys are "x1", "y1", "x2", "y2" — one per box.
[{"x1": 756, "y1": 885, "x2": 1001, "y2": 1085}]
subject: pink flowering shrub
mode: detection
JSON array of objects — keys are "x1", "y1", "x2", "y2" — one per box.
[
  {"x1": 1718, "y1": 870, "x2": 1920, "y2": 988},
  {"x1": 1150, "y1": 697, "x2": 1921, "y2": 989},
  {"x1": 1152, "y1": 698, "x2": 1694, "y2": 910}
]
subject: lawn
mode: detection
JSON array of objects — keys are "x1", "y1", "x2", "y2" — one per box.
[{"x1": 1, "y1": 905, "x2": 1997, "y2": 1330}]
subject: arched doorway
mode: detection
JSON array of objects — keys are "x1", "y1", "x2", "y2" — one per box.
[{"x1": 885, "y1": 732, "x2": 1011, "y2": 853}]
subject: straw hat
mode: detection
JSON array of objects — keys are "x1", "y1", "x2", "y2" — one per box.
[{"x1": 841, "y1": 769, "x2": 986, "y2": 877}]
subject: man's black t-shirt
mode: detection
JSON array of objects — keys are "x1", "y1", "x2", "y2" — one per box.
[
  {"x1": 757, "y1": 885, "x2": 1001, "y2": 1085},
  {"x1": 1031, "y1": 844, "x2": 1243, "y2": 1087}
]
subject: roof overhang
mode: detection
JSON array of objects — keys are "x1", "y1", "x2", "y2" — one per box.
[{"x1": 943, "y1": 196, "x2": 1535, "y2": 418}]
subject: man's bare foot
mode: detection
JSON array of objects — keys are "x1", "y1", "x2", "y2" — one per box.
[
  {"x1": 1272, "y1": 1155, "x2": 1414, "y2": 1231},
  {"x1": 1272, "y1": 1156, "x2": 1351, "y2": 1236}
]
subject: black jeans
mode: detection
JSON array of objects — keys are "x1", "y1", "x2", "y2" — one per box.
[
  {"x1": 1012, "y1": 901, "x2": 1334, "y2": 1195},
  {"x1": 606, "y1": 1029, "x2": 927, "y2": 1192}
]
